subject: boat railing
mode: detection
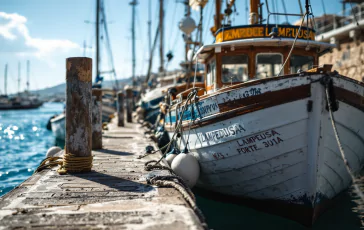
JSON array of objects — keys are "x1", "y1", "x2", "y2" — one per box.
[
  {"x1": 175, "y1": 87, "x2": 206, "y2": 103},
  {"x1": 315, "y1": 2, "x2": 364, "y2": 36}
]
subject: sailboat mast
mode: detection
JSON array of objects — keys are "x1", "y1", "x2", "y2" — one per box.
[
  {"x1": 96, "y1": 0, "x2": 100, "y2": 80},
  {"x1": 249, "y1": 0, "x2": 260, "y2": 24},
  {"x1": 27, "y1": 60, "x2": 30, "y2": 92},
  {"x1": 130, "y1": 0, "x2": 137, "y2": 87},
  {"x1": 18, "y1": 62, "x2": 21, "y2": 95},
  {"x1": 148, "y1": 0, "x2": 152, "y2": 59},
  {"x1": 4, "y1": 64, "x2": 7, "y2": 96},
  {"x1": 159, "y1": 0, "x2": 164, "y2": 73}
]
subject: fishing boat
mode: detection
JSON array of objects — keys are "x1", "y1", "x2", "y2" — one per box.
[
  {"x1": 140, "y1": 71, "x2": 205, "y2": 124},
  {"x1": 164, "y1": 0, "x2": 364, "y2": 225},
  {"x1": 139, "y1": 0, "x2": 206, "y2": 125}
]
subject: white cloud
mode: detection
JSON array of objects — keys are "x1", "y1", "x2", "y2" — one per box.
[{"x1": 0, "y1": 12, "x2": 80, "y2": 57}]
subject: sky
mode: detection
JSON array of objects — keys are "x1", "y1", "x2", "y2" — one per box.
[{"x1": 0, "y1": 0, "x2": 343, "y2": 94}]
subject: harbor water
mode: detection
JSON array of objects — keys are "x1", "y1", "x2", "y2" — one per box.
[
  {"x1": 0, "y1": 103, "x2": 64, "y2": 196},
  {"x1": 0, "y1": 103, "x2": 362, "y2": 229}
]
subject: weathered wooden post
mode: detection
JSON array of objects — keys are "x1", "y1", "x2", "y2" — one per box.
[
  {"x1": 117, "y1": 91, "x2": 125, "y2": 127},
  {"x1": 60, "y1": 57, "x2": 93, "y2": 174},
  {"x1": 125, "y1": 86, "x2": 133, "y2": 123},
  {"x1": 92, "y1": 88, "x2": 103, "y2": 149}
]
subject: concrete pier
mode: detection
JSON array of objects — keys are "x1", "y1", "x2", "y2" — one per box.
[{"x1": 0, "y1": 120, "x2": 204, "y2": 229}]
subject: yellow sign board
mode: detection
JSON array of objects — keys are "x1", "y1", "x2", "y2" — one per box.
[{"x1": 215, "y1": 25, "x2": 315, "y2": 43}]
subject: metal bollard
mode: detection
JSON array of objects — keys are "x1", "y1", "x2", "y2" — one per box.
[
  {"x1": 117, "y1": 91, "x2": 125, "y2": 127},
  {"x1": 92, "y1": 89, "x2": 102, "y2": 149},
  {"x1": 65, "y1": 57, "x2": 92, "y2": 162},
  {"x1": 125, "y1": 87, "x2": 133, "y2": 123}
]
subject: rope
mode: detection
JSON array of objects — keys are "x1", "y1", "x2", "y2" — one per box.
[
  {"x1": 33, "y1": 156, "x2": 63, "y2": 174},
  {"x1": 34, "y1": 152, "x2": 93, "y2": 175},
  {"x1": 324, "y1": 78, "x2": 364, "y2": 205},
  {"x1": 144, "y1": 161, "x2": 209, "y2": 229},
  {"x1": 57, "y1": 153, "x2": 93, "y2": 175},
  {"x1": 153, "y1": 90, "x2": 197, "y2": 165},
  {"x1": 276, "y1": 12, "x2": 307, "y2": 76}
]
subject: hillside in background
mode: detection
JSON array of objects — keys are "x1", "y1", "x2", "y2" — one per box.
[{"x1": 31, "y1": 78, "x2": 133, "y2": 101}]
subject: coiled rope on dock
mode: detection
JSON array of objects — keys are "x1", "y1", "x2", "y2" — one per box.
[
  {"x1": 57, "y1": 153, "x2": 93, "y2": 175},
  {"x1": 34, "y1": 152, "x2": 93, "y2": 175}
]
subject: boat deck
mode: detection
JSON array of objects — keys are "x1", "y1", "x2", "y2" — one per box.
[{"x1": 0, "y1": 120, "x2": 203, "y2": 229}]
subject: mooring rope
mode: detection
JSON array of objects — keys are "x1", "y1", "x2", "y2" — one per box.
[
  {"x1": 34, "y1": 153, "x2": 93, "y2": 175},
  {"x1": 276, "y1": 12, "x2": 307, "y2": 77},
  {"x1": 144, "y1": 161, "x2": 208, "y2": 229},
  {"x1": 34, "y1": 156, "x2": 63, "y2": 174},
  {"x1": 324, "y1": 78, "x2": 364, "y2": 205},
  {"x1": 57, "y1": 153, "x2": 93, "y2": 175}
]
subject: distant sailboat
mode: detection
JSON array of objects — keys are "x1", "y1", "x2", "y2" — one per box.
[{"x1": 0, "y1": 61, "x2": 43, "y2": 110}]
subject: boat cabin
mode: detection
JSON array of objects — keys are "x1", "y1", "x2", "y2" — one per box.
[{"x1": 195, "y1": 24, "x2": 334, "y2": 93}]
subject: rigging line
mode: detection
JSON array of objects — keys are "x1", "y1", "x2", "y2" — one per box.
[
  {"x1": 168, "y1": 0, "x2": 179, "y2": 51},
  {"x1": 276, "y1": 12, "x2": 307, "y2": 76},
  {"x1": 201, "y1": 1, "x2": 211, "y2": 34},
  {"x1": 101, "y1": 1, "x2": 119, "y2": 89},
  {"x1": 170, "y1": 30, "x2": 181, "y2": 56},
  {"x1": 203, "y1": 1, "x2": 214, "y2": 43},
  {"x1": 320, "y1": 0, "x2": 326, "y2": 15},
  {"x1": 281, "y1": 0, "x2": 289, "y2": 23},
  {"x1": 272, "y1": 0, "x2": 278, "y2": 25},
  {"x1": 349, "y1": 1, "x2": 363, "y2": 34}
]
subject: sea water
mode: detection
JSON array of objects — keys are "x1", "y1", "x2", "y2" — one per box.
[
  {"x1": 0, "y1": 103, "x2": 63, "y2": 196},
  {"x1": 0, "y1": 102, "x2": 362, "y2": 229}
]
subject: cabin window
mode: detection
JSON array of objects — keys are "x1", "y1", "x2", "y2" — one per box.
[
  {"x1": 256, "y1": 53, "x2": 283, "y2": 78},
  {"x1": 221, "y1": 55, "x2": 249, "y2": 83},
  {"x1": 290, "y1": 55, "x2": 314, "y2": 73},
  {"x1": 206, "y1": 59, "x2": 216, "y2": 86}
]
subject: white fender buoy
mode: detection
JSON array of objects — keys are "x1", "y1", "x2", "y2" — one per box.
[
  {"x1": 166, "y1": 154, "x2": 177, "y2": 166},
  {"x1": 171, "y1": 153, "x2": 200, "y2": 188},
  {"x1": 46, "y1": 146, "x2": 62, "y2": 158}
]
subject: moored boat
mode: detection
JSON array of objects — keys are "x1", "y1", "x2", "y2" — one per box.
[{"x1": 163, "y1": 0, "x2": 364, "y2": 225}]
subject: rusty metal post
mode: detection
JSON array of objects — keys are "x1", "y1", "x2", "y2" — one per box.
[
  {"x1": 125, "y1": 87, "x2": 133, "y2": 123},
  {"x1": 117, "y1": 91, "x2": 125, "y2": 127},
  {"x1": 66, "y1": 57, "x2": 92, "y2": 160},
  {"x1": 92, "y1": 89, "x2": 102, "y2": 149}
]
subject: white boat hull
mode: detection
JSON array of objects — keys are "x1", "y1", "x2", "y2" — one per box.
[
  {"x1": 165, "y1": 73, "x2": 364, "y2": 222},
  {"x1": 50, "y1": 113, "x2": 66, "y2": 141}
]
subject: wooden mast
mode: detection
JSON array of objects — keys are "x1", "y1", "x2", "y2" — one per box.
[
  {"x1": 249, "y1": 0, "x2": 260, "y2": 24},
  {"x1": 211, "y1": 0, "x2": 221, "y2": 36}
]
